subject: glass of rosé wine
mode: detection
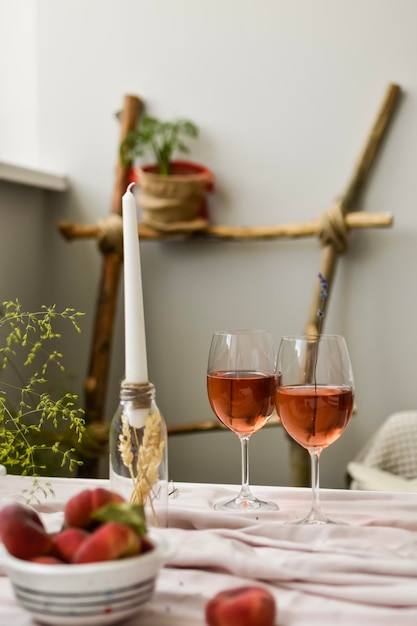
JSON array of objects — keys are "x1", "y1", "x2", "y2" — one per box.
[
  {"x1": 207, "y1": 329, "x2": 278, "y2": 511},
  {"x1": 275, "y1": 334, "x2": 355, "y2": 524}
]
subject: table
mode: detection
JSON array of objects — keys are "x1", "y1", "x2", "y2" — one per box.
[{"x1": 1, "y1": 475, "x2": 417, "y2": 625}]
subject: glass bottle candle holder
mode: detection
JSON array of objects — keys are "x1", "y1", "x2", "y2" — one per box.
[{"x1": 109, "y1": 381, "x2": 168, "y2": 528}]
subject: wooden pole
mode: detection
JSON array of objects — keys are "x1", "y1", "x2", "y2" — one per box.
[
  {"x1": 305, "y1": 84, "x2": 401, "y2": 337},
  {"x1": 58, "y1": 211, "x2": 393, "y2": 243},
  {"x1": 290, "y1": 83, "x2": 401, "y2": 487},
  {"x1": 79, "y1": 95, "x2": 142, "y2": 478}
]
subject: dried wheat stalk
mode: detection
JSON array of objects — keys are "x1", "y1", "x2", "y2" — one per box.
[
  {"x1": 117, "y1": 409, "x2": 166, "y2": 525},
  {"x1": 118, "y1": 413, "x2": 135, "y2": 479}
]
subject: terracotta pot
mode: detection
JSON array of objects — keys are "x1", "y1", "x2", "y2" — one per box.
[{"x1": 135, "y1": 161, "x2": 213, "y2": 227}]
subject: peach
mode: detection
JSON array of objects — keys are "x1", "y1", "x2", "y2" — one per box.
[
  {"x1": 141, "y1": 535, "x2": 155, "y2": 555},
  {"x1": 30, "y1": 555, "x2": 65, "y2": 565},
  {"x1": 51, "y1": 527, "x2": 90, "y2": 563},
  {"x1": 0, "y1": 504, "x2": 53, "y2": 561},
  {"x1": 0, "y1": 503, "x2": 43, "y2": 530},
  {"x1": 72, "y1": 521, "x2": 142, "y2": 564},
  {"x1": 205, "y1": 585, "x2": 276, "y2": 626},
  {"x1": 64, "y1": 488, "x2": 125, "y2": 530}
]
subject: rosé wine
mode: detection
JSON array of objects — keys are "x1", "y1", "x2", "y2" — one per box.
[
  {"x1": 207, "y1": 371, "x2": 275, "y2": 436},
  {"x1": 275, "y1": 384, "x2": 354, "y2": 449}
]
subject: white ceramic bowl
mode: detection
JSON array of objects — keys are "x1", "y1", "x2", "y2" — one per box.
[{"x1": 0, "y1": 530, "x2": 171, "y2": 626}]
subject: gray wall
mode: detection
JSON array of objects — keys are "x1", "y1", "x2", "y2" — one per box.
[{"x1": 2, "y1": 0, "x2": 417, "y2": 488}]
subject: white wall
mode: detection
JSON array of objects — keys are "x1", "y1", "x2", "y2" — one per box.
[
  {"x1": 2, "y1": 0, "x2": 417, "y2": 488},
  {"x1": 0, "y1": 0, "x2": 38, "y2": 166}
]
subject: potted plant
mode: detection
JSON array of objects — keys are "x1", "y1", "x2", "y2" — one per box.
[{"x1": 120, "y1": 116, "x2": 214, "y2": 230}]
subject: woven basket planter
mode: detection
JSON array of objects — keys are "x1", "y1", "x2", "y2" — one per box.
[{"x1": 136, "y1": 161, "x2": 214, "y2": 230}]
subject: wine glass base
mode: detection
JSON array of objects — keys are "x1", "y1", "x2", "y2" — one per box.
[
  {"x1": 288, "y1": 510, "x2": 349, "y2": 526},
  {"x1": 214, "y1": 495, "x2": 278, "y2": 512}
]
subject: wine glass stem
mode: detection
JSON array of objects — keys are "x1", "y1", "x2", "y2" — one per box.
[
  {"x1": 310, "y1": 448, "x2": 322, "y2": 516},
  {"x1": 239, "y1": 436, "x2": 252, "y2": 499}
]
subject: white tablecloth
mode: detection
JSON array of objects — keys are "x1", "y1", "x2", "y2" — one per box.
[{"x1": 1, "y1": 475, "x2": 417, "y2": 625}]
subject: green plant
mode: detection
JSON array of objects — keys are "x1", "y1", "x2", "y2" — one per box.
[
  {"x1": 120, "y1": 116, "x2": 199, "y2": 175},
  {"x1": 0, "y1": 300, "x2": 86, "y2": 482}
]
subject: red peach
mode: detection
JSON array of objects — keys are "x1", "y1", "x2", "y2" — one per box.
[
  {"x1": 51, "y1": 527, "x2": 90, "y2": 563},
  {"x1": 64, "y1": 488, "x2": 125, "y2": 530},
  {"x1": 30, "y1": 555, "x2": 65, "y2": 565},
  {"x1": 63, "y1": 489, "x2": 92, "y2": 528},
  {"x1": 205, "y1": 585, "x2": 276, "y2": 626},
  {"x1": 141, "y1": 535, "x2": 155, "y2": 555},
  {"x1": 72, "y1": 522, "x2": 142, "y2": 564},
  {"x1": 89, "y1": 488, "x2": 125, "y2": 515},
  {"x1": 0, "y1": 504, "x2": 53, "y2": 561},
  {"x1": 0, "y1": 503, "x2": 44, "y2": 532}
]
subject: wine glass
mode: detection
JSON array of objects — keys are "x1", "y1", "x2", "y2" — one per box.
[
  {"x1": 275, "y1": 334, "x2": 354, "y2": 524},
  {"x1": 207, "y1": 329, "x2": 278, "y2": 511}
]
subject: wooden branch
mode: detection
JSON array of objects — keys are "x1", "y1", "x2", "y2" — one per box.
[
  {"x1": 294, "y1": 83, "x2": 402, "y2": 488},
  {"x1": 343, "y1": 83, "x2": 401, "y2": 211},
  {"x1": 168, "y1": 416, "x2": 281, "y2": 436},
  {"x1": 204, "y1": 212, "x2": 393, "y2": 239},
  {"x1": 80, "y1": 94, "x2": 142, "y2": 478},
  {"x1": 305, "y1": 83, "x2": 401, "y2": 337},
  {"x1": 58, "y1": 211, "x2": 393, "y2": 244},
  {"x1": 168, "y1": 419, "x2": 227, "y2": 435}
]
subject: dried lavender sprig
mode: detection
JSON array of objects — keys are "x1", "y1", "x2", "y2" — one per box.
[
  {"x1": 312, "y1": 272, "x2": 328, "y2": 436},
  {"x1": 316, "y1": 272, "x2": 328, "y2": 329}
]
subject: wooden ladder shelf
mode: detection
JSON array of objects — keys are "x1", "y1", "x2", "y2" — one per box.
[{"x1": 58, "y1": 83, "x2": 400, "y2": 485}]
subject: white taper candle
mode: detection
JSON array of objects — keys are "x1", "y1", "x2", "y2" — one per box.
[{"x1": 122, "y1": 182, "x2": 148, "y2": 383}]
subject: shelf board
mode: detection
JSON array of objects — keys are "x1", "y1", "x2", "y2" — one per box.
[{"x1": 0, "y1": 161, "x2": 68, "y2": 192}]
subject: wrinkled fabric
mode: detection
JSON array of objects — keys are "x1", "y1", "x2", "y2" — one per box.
[{"x1": 1, "y1": 476, "x2": 417, "y2": 625}]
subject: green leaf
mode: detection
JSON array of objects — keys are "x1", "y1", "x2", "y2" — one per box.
[
  {"x1": 119, "y1": 115, "x2": 199, "y2": 170},
  {"x1": 92, "y1": 502, "x2": 148, "y2": 535}
]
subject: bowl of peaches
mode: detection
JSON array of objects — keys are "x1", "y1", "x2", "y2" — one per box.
[{"x1": 0, "y1": 487, "x2": 172, "y2": 626}]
